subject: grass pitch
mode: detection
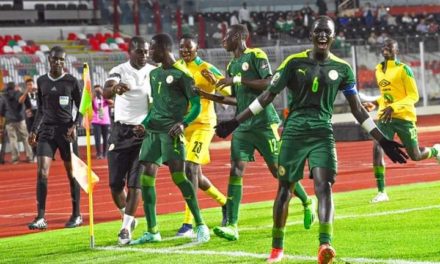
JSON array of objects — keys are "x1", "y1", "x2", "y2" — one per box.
[{"x1": 1, "y1": 181, "x2": 439, "y2": 264}]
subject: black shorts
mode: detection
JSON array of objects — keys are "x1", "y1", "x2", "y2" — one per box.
[
  {"x1": 36, "y1": 123, "x2": 72, "y2": 161},
  {"x1": 108, "y1": 122, "x2": 143, "y2": 190}
]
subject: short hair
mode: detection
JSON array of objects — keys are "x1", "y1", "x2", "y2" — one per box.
[
  {"x1": 151, "y1": 33, "x2": 173, "y2": 51},
  {"x1": 230, "y1": 24, "x2": 249, "y2": 40},
  {"x1": 6, "y1": 82, "x2": 15, "y2": 90},
  {"x1": 181, "y1": 33, "x2": 196, "y2": 41},
  {"x1": 93, "y1": 84, "x2": 101, "y2": 89},
  {"x1": 49, "y1": 45, "x2": 65, "y2": 55},
  {"x1": 25, "y1": 78, "x2": 34, "y2": 84},
  {"x1": 384, "y1": 38, "x2": 398, "y2": 48},
  {"x1": 129, "y1": 36, "x2": 147, "y2": 51}
]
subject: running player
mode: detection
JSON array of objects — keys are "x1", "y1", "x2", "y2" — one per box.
[
  {"x1": 215, "y1": 16, "x2": 408, "y2": 263},
  {"x1": 130, "y1": 33, "x2": 210, "y2": 244},
  {"x1": 103, "y1": 36, "x2": 156, "y2": 245},
  {"x1": 27, "y1": 46, "x2": 83, "y2": 230},
  {"x1": 203, "y1": 24, "x2": 315, "y2": 242},
  {"x1": 363, "y1": 38, "x2": 440, "y2": 203},
  {"x1": 175, "y1": 34, "x2": 230, "y2": 236}
]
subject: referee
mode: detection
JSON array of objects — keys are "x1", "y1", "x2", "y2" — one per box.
[{"x1": 27, "y1": 46, "x2": 83, "y2": 230}]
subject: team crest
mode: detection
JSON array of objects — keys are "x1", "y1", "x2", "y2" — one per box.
[
  {"x1": 108, "y1": 144, "x2": 115, "y2": 151},
  {"x1": 278, "y1": 165, "x2": 286, "y2": 176},
  {"x1": 271, "y1": 72, "x2": 281, "y2": 85},
  {"x1": 242, "y1": 62, "x2": 249, "y2": 71},
  {"x1": 166, "y1": 75, "x2": 174, "y2": 84},
  {"x1": 328, "y1": 70, "x2": 338, "y2": 80}
]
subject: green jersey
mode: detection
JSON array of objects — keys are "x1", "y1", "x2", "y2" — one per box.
[
  {"x1": 268, "y1": 50, "x2": 356, "y2": 137},
  {"x1": 227, "y1": 48, "x2": 280, "y2": 131},
  {"x1": 146, "y1": 62, "x2": 197, "y2": 133}
]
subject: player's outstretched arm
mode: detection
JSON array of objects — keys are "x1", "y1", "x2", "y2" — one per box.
[
  {"x1": 216, "y1": 76, "x2": 271, "y2": 92},
  {"x1": 215, "y1": 90, "x2": 276, "y2": 138},
  {"x1": 103, "y1": 79, "x2": 130, "y2": 99},
  {"x1": 345, "y1": 93, "x2": 409, "y2": 164},
  {"x1": 195, "y1": 87, "x2": 237, "y2": 105}
]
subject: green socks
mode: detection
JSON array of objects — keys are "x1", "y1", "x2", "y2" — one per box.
[
  {"x1": 319, "y1": 223, "x2": 333, "y2": 245},
  {"x1": 294, "y1": 182, "x2": 309, "y2": 205},
  {"x1": 140, "y1": 174, "x2": 158, "y2": 233},
  {"x1": 272, "y1": 227, "x2": 285, "y2": 249},
  {"x1": 227, "y1": 176, "x2": 243, "y2": 226},
  {"x1": 429, "y1": 147, "x2": 439, "y2": 158},
  {"x1": 374, "y1": 165, "x2": 385, "y2": 192},
  {"x1": 172, "y1": 172, "x2": 204, "y2": 226}
]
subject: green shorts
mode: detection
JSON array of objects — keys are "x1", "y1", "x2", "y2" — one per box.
[
  {"x1": 139, "y1": 132, "x2": 186, "y2": 165},
  {"x1": 231, "y1": 124, "x2": 280, "y2": 165},
  {"x1": 277, "y1": 135, "x2": 337, "y2": 182},
  {"x1": 377, "y1": 118, "x2": 418, "y2": 153}
]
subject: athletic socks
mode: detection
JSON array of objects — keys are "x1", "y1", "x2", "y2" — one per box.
[
  {"x1": 122, "y1": 214, "x2": 134, "y2": 230},
  {"x1": 272, "y1": 227, "x2": 286, "y2": 249},
  {"x1": 374, "y1": 166, "x2": 386, "y2": 192},
  {"x1": 319, "y1": 223, "x2": 333, "y2": 245},
  {"x1": 429, "y1": 147, "x2": 439, "y2": 158},
  {"x1": 183, "y1": 203, "x2": 193, "y2": 225},
  {"x1": 36, "y1": 177, "x2": 48, "y2": 218},
  {"x1": 182, "y1": 184, "x2": 226, "y2": 225},
  {"x1": 172, "y1": 172, "x2": 204, "y2": 226},
  {"x1": 205, "y1": 185, "x2": 227, "y2": 206},
  {"x1": 293, "y1": 182, "x2": 309, "y2": 205},
  {"x1": 69, "y1": 177, "x2": 81, "y2": 217},
  {"x1": 119, "y1": 207, "x2": 126, "y2": 218},
  {"x1": 140, "y1": 174, "x2": 158, "y2": 233},
  {"x1": 227, "y1": 176, "x2": 243, "y2": 226}
]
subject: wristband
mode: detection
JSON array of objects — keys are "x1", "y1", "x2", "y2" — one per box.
[
  {"x1": 233, "y1": 76, "x2": 242, "y2": 84},
  {"x1": 249, "y1": 99, "x2": 264, "y2": 115},
  {"x1": 361, "y1": 117, "x2": 376, "y2": 133}
]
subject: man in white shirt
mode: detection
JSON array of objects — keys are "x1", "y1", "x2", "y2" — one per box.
[
  {"x1": 238, "y1": 2, "x2": 251, "y2": 32},
  {"x1": 103, "y1": 36, "x2": 156, "y2": 245}
]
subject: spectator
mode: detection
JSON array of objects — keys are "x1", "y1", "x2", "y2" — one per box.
[
  {"x1": 386, "y1": 14, "x2": 397, "y2": 26},
  {"x1": 275, "y1": 16, "x2": 286, "y2": 33},
  {"x1": 316, "y1": 0, "x2": 327, "y2": 16},
  {"x1": 92, "y1": 84, "x2": 111, "y2": 159},
  {"x1": 362, "y1": 2, "x2": 375, "y2": 27},
  {"x1": 416, "y1": 18, "x2": 428, "y2": 34},
  {"x1": 284, "y1": 12, "x2": 295, "y2": 33},
  {"x1": 427, "y1": 18, "x2": 439, "y2": 33},
  {"x1": 238, "y1": 2, "x2": 252, "y2": 32},
  {"x1": 230, "y1": 10, "x2": 239, "y2": 26},
  {"x1": 377, "y1": 4, "x2": 388, "y2": 24},
  {"x1": 401, "y1": 12, "x2": 413, "y2": 24},
  {"x1": 368, "y1": 32, "x2": 378, "y2": 52},
  {"x1": 0, "y1": 82, "x2": 34, "y2": 164},
  {"x1": 25, "y1": 78, "x2": 38, "y2": 159}
]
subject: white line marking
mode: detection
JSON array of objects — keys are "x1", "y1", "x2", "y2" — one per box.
[
  {"x1": 96, "y1": 246, "x2": 440, "y2": 264},
  {"x1": 241, "y1": 204, "x2": 440, "y2": 231}
]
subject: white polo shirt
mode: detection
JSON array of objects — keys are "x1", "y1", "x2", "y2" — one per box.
[{"x1": 106, "y1": 61, "x2": 156, "y2": 125}]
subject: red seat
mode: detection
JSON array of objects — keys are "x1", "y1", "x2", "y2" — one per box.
[{"x1": 67, "y1": 32, "x2": 78, "y2": 41}]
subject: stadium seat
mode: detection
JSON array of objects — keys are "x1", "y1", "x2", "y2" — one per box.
[
  {"x1": 67, "y1": 33, "x2": 78, "y2": 41},
  {"x1": 3, "y1": 45, "x2": 13, "y2": 54},
  {"x1": 99, "y1": 43, "x2": 110, "y2": 51},
  {"x1": 39, "y1": 44, "x2": 49, "y2": 52},
  {"x1": 109, "y1": 43, "x2": 120, "y2": 50},
  {"x1": 17, "y1": 40, "x2": 26, "y2": 47}
]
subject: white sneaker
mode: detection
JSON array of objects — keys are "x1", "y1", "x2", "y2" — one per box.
[
  {"x1": 433, "y1": 144, "x2": 440, "y2": 164},
  {"x1": 371, "y1": 192, "x2": 389, "y2": 203}
]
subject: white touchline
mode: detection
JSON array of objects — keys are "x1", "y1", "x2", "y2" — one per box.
[
  {"x1": 102, "y1": 205, "x2": 440, "y2": 263},
  {"x1": 97, "y1": 246, "x2": 440, "y2": 264},
  {"x1": 240, "y1": 204, "x2": 440, "y2": 231}
]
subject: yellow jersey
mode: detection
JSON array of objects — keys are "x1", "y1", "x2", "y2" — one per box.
[
  {"x1": 375, "y1": 60, "x2": 419, "y2": 122},
  {"x1": 178, "y1": 57, "x2": 231, "y2": 127}
]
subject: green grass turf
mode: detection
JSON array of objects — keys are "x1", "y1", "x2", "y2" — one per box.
[{"x1": 1, "y1": 181, "x2": 439, "y2": 264}]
